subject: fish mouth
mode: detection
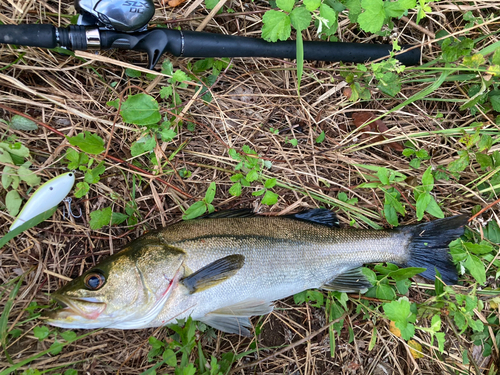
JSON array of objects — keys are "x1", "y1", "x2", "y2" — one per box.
[{"x1": 45, "y1": 294, "x2": 107, "y2": 321}]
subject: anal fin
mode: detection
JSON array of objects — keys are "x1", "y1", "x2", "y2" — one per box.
[
  {"x1": 322, "y1": 267, "x2": 373, "y2": 293},
  {"x1": 200, "y1": 299, "x2": 273, "y2": 336}
]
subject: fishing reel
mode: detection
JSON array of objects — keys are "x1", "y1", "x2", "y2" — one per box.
[{"x1": 75, "y1": 0, "x2": 155, "y2": 32}]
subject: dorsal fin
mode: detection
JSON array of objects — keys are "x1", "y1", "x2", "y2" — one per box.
[
  {"x1": 285, "y1": 209, "x2": 340, "y2": 228},
  {"x1": 201, "y1": 209, "x2": 256, "y2": 219}
]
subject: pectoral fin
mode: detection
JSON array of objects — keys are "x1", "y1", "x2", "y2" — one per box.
[
  {"x1": 200, "y1": 299, "x2": 273, "y2": 336},
  {"x1": 322, "y1": 267, "x2": 373, "y2": 293},
  {"x1": 181, "y1": 254, "x2": 245, "y2": 293}
]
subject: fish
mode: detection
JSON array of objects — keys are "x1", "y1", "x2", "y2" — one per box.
[{"x1": 45, "y1": 209, "x2": 468, "y2": 336}]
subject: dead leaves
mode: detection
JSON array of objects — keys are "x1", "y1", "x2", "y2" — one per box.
[
  {"x1": 163, "y1": 0, "x2": 187, "y2": 7},
  {"x1": 350, "y1": 112, "x2": 404, "y2": 152}
]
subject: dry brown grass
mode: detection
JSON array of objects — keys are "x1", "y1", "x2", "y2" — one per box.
[{"x1": 1, "y1": 0, "x2": 499, "y2": 374}]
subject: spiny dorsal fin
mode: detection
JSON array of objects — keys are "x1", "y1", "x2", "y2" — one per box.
[
  {"x1": 285, "y1": 209, "x2": 340, "y2": 228},
  {"x1": 181, "y1": 254, "x2": 245, "y2": 293},
  {"x1": 201, "y1": 209, "x2": 256, "y2": 219},
  {"x1": 322, "y1": 267, "x2": 373, "y2": 293}
]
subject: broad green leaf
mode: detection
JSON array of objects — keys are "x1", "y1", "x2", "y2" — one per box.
[
  {"x1": 315, "y1": 131, "x2": 325, "y2": 143},
  {"x1": 388, "y1": 267, "x2": 426, "y2": 281},
  {"x1": 205, "y1": 0, "x2": 220, "y2": 10},
  {"x1": 160, "y1": 128, "x2": 177, "y2": 142},
  {"x1": 0, "y1": 147, "x2": 13, "y2": 164},
  {"x1": 163, "y1": 349, "x2": 177, "y2": 367},
  {"x1": 252, "y1": 189, "x2": 266, "y2": 196},
  {"x1": 204, "y1": 182, "x2": 216, "y2": 204},
  {"x1": 422, "y1": 167, "x2": 434, "y2": 192},
  {"x1": 170, "y1": 69, "x2": 191, "y2": 85},
  {"x1": 228, "y1": 182, "x2": 242, "y2": 196},
  {"x1": 290, "y1": 6, "x2": 311, "y2": 31},
  {"x1": 384, "y1": 0, "x2": 416, "y2": 18},
  {"x1": 377, "y1": 167, "x2": 390, "y2": 185},
  {"x1": 246, "y1": 169, "x2": 259, "y2": 182},
  {"x1": 67, "y1": 131, "x2": 105, "y2": 155},
  {"x1": 9, "y1": 115, "x2": 38, "y2": 131},
  {"x1": 125, "y1": 68, "x2": 142, "y2": 78},
  {"x1": 0, "y1": 142, "x2": 30, "y2": 158},
  {"x1": 358, "y1": 0, "x2": 385, "y2": 33},
  {"x1": 345, "y1": 0, "x2": 362, "y2": 23},
  {"x1": 120, "y1": 93, "x2": 161, "y2": 126},
  {"x1": 448, "y1": 150, "x2": 470, "y2": 172},
  {"x1": 425, "y1": 196, "x2": 444, "y2": 218},
  {"x1": 377, "y1": 72, "x2": 401, "y2": 97},
  {"x1": 261, "y1": 190, "x2": 279, "y2": 205},
  {"x1": 89, "y1": 207, "x2": 112, "y2": 230},
  {"x1": 396, "y1": 321, "x2": 415, "y2": 340},
  {"x1": 183, "y1": 201, "x2": 207, "y2": 220},
  {"x1": 130, "y1": 135, "x2": 156, "y2": 157},
  {"x1": 111, "y1": 212, "x2": 128, "y2": 226},
  {"x1": 465, "y1": 241, "x2": 493, "y2": 255},
  {"x1": 264, "y1": 178, "x2": 277, "y2": 189},
  {"x1": 383, "y1": 297, "x2": 412, "y2": 322},
  {"x1": 6, "y1": 190, "x2": 22, "y2": 216},
  {"x1": 318, "y1": 4, "x2": 338, "y2": 36},
  {"x1": 304, "y1": 0, "x2": 321, "y2": 11},
  {"x1": 376, "y1": 283, "x2": 396, "y2": 300},
  {"x1": 384, "y1": 204, "x2": 399, "y2": 226},
  {"x1": 276, "y1": 0, "x2": 295, "y2": 12},
  {"x1": 361, "y1": 267, "x2": 378, "y2": 284},
  {"x1": 416, "y1": 192, "x2": 431, "y2": 220},
  {"x1": 262, "y1": 10, "x2": 292, "y2": 42},
  {"x1": 65, "y1": 148, "x2": 88, "y2": 170},
  {"x1": 33, "y1": 326, "x2": 50, "y2": 340},
  {"x1": 2, "y1": 166, "x2": 13, "y2": 189},
  {"x1": 160, "y1": 86, "x2": 173, "y2": 99},
  {"x1": 74, "y1": 181, "x2": 90, "y2": 198},
  {"x1": 17, "y1": 162, "x2": 41, "y2": 186},
  {"x1": 84, "y1": 163, "x2": 106, "y2": 184},
  {"x1": 465, "y1": 254, "x2": 486, "y2": 284},
  {"x1": 60, "y1": 330, "x2": 77, "y2": 342}
]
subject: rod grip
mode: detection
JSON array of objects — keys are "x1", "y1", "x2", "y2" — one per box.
[{"x1": 0, "y1": 24, "x2": 58, "y2": 48}]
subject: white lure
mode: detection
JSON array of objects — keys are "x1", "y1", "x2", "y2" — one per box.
[{"x1": 9, "y1": 172, "x2": 76, "y2": 232}]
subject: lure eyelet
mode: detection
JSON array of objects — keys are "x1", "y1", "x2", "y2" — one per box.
[{"x1": 84, "y1": 272, "x2": 106, "y2": 290}]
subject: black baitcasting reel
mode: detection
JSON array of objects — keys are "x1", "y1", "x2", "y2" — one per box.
[{"x1": 0, "y1": 0, "x2": 420, "y2": 69}]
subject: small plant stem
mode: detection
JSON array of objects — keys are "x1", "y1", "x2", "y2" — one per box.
[{"x1": 468, "y1": 196, "x2": 500, "y2": 222}]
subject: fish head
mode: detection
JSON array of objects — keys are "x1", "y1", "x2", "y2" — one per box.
[{"x1": 45, "y1": 238, "x2": 186, "y2": 329}]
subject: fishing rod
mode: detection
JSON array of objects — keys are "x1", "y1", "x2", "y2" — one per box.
[{"x1": 0, "y1": 0, "x2": 421, "y2": 70}]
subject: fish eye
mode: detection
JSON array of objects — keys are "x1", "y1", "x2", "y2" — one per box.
[{"x1": 84, "y1": 272, "x2": 106, "y2": 290}]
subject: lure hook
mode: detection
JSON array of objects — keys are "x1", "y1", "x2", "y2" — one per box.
[{"x1": 62, "y1": 197, "x2": 82, "y2": 219}]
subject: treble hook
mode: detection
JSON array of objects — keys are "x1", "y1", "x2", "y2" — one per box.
[{"x1": 62, "y1": 197, "x2": 82, "y2": 219}]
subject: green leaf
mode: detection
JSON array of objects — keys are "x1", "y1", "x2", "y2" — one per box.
[
  {"x1": 384, "y1": 0, "x2": 416, "y2": 18},
  {"x1": 125, "y1": 68, "x2": 142, "y2": 78},
  {"x1": 170, "y1": 69, "x2": 191, "y2": 84},
  {"x1": 388, "y1": 267, "x2": 426, "y2": 281},
  {"x1": 60, "y1": 330, "x2": 77, "y2": 342},
  {"x1": 384, "y1": 204, "x2": 399, "y2": 226},
  {"x1": 377, "y1": 168, "x2": 390, "y2": 185},
  {"x1": 345, "y1": 0, "x2": 362, "y2": 23},
  {"x1": 65, "y1": 148, "x2": 88, "y2": 170},
  {"x1": 304, "y1": 0, "x2": 321, "y2": 11},
  {"x1": 358, "y1": 0, "x2": 385, "y2": 33},
  {"x1": 315, "y1": 131, "x2": 325, "y2": 143},
  {"x1": 261, "y1": 190, "x2": 279, "y2": 205},
  {"x1": 89, "y1": 207, "x2": 112, "y2": 230},
  {"x1": 160, "y1": 128, "x2": 177, "y2": 142},
  {"x1": 84, "y1": 162, "x2": 106, "y2": 184},
  {"x1": 465, "y1": 241, "x2": 493, "y2": 255},
  {"x1": 475, "y1": 153, "x2": 492, "y2": 170},
  {"x1": 130, "y1": 135, "x2": 156, "y2": 157},
  {"x1": 246, "y1": 169, "x2": 259, "y2": 182},
  {"x1": 421, "y1": 166, "x2": 434, "y2": 192},
  {"x1": 67, "y1": 131, "x2": 105, "y2": 155},
  {"x1": 9, "y1": 115, "x2": 38, "y2": 131},
  {"x1": 465, "y1": 254, "x2": 486, "y2": 284},
  {"x1": 120, "y1": 93, "x2": 161, "y2": 126},
  {"x1": 17, "y1": 162, "x2": 41, "y2": 186},
  {"x1": 183, "y1": 201, "x2": 207, "y2": 220},
  {"x1": 361, "y1": 267, "x2": 378, "y2": 284},
  {"x1": 416, "y1": 192, "x2": 431, "y2": 221},
  {"x1": 318, "y1": 4, "x2": 338, "y2": 36},
  {"x1": 262, "y1": 10, "x2": 292, "y2": 42},
  {"x1": 205, "y1": 0, "x2": 220, "y2": 10},
  {"x1": 49, "y1": 341, "x2": 64, "y2": 355},
  {"x1": 33, "y1": 326, "x2": 50, "y2": 340},
  {"x1": 161, "y1": 60, "x2": 174, "y2": 75},
  {"x1": 383, "y1": 297, "x2": 412, "y2": 322},
  {"x1": 204, "y1": 182, "x2": 216, "y2": 204},
  {"x1": 0, "y1": 142, "x2": 30, "y2": 158},
  {"x1": 377, "y1": 72, "x2": 401, "y2": 97},
  {"x1": 276, "y1": 0, "x2": 295, "y2": 12},
  {"x1": 376, "y1": 283, "x2": 396, "y2": 300},
  {"x1": 252, "y1": 189, "x2": 266, "y2": 196},
  {"x1": 64, "y1": 370, "x2": 78, "y2": 375},
  {"x1": 6, "y1": 190, "x2": 22, "y2": 216},
  {"x1": 163, "y1": 348, "x2": 177, "y2": 367},
  {"x1": 111, "y1": 212, "x2": 129, "y2": 226},
  {"x1": 74, "y1": 181, "x2": 90, "y2": 198},
  {"x1": 290, "y1": 6, "x2": 311, "y2": 31},
  {"x1": 160, "y1": 86, "x2": 173, "y2": 99},
  {"x1": 264, "y1": 178, "x2": 277, "y2": 189},
  {"x1": 228, "y1": 182, "x2": 242, "y2": 197},
  {"x1": 396, "y1": 279, "x2": 411, "y2": 294},
  {"x1": 425, "y1": 196, "x2": 444, "y2": 218},
  {"x1": 2, "y1": 166, "x2": 13, "y2": 189},
  {"x1": 448, "y1": 150, "x2": 470, "y2": 173}
]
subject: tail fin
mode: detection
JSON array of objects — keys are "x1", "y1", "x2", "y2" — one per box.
[{"x1": 400, "y1": 215, "x2": 468, "y2": 285}]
